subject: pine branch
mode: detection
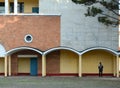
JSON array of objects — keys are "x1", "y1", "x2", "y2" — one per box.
[
  {"x1": 99, "y1": 0, "x2": 119, "y2": 16},
  {"x1": 72, "y1": 0, "x2": 119, "y2": 26},
  {"x1": 104, "y1": 7, "x2": 119, "y2": 16},
  {"x1": 112, "y1": 0, "x2": 119, "y2": 4},
  {"x1": 100, "y1": 13, "x2": 119, "y2": 21}
]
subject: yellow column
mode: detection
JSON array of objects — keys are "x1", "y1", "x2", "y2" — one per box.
[
  {"x1": 4, "y1": 56, "x2": 7, "y2": 77},
  {"x1": 116, "y1": 55, "x2": 119, "y2": 77},
  {"x1": 42, "y1": 55, "x2": 46, "y2": 77},
  {"x1": 8, "y1": 56, "x2": 11, "y2": 76},
  {"x1": 113, "y1": 57, "x2": 116, "y2": 77},
  {"x1": 79, "y1": 55, "x2": 82, "y2": 77}
]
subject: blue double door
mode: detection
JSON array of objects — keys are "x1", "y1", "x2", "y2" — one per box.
[{"x1": 30, "y1": 58, "x2": 38, "y2": 76}]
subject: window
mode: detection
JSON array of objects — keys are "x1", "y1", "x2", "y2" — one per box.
[
  {"x1": 10, "y1": 2, "x2": 24, "y2": 13},
  {"x1": 0, "y1": 2, "x2": 5, "y2": 13},
  {"x1": 24, "y1": 34, "x2": 33, "y2": 43},
  {"x1": 32, "y1": 7, "x2": 39, "y2": 13}
]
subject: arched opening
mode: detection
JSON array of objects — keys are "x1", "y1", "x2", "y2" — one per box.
[
  {"x1": 82, "y1": 48, "x2": 117, "y2": 77},
  {"x1": 0, "y1": 44, "x2": 6, "y2": 76},
  {"x1": 0, "y1": 57, "x2": 4, "y2": 75},
  {"x1": 44, "y1": 47, "x2": 79, "y2": 76},
  {"x1": 59, "y1": 50, "x2": 79, "y2": 76},
  {"x1": 6, "y1": 47, "x2": 42, "y2": 76}
]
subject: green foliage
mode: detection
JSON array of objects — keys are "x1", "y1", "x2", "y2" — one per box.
[
  {"x1": 72, "y1": 0, "x2": 119, "y2": 26},
  {"x1": 98, "y1": 16, "x2": 118, "y2": 26},
  {"x1": 72, "y1": 0, "x2": 97, "y2": 5},
  {"x1": 100, "y1": 0, "x2": 118, "y2": 10},
  {"x1": 85, "y1": 6, "x2": 103, "y2": 17}
]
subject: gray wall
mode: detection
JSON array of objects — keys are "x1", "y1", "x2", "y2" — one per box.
[{"x1": 40, "y1": 0, "x2": 118, "y2": 51}]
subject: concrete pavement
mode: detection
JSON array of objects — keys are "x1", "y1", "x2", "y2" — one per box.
[{"x1": 0, "y1": 76, "x2": 119, "y2": 88}]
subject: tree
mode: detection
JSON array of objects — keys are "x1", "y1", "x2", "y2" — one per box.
[{"x1": 72, "y1": 0, "x2": 119, "y2": 26}]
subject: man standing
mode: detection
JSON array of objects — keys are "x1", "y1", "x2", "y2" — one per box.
[{"x1": 98, "y1": 62, "x2": 103, "y2": 77}]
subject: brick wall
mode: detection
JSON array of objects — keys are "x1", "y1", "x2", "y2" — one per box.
[
  {"x1": 0, "y1": 15, "x2": 60, "y2": 51},
  {"x1": 11, "y1": 54, "x2": 18, "y2": 76},
  {"x1": 46, "y1": 51, "x2": 60, "y2": 74}
]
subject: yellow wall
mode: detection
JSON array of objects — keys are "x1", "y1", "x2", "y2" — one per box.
[
  {"x1": 82, "y1": 50, "x2": 114, "y2": 74},
  {"x1": 18, "y1": 58, "x2": 30, "y2": 73},
  {"x1": 60, "y1": 50, "x2": 79, "y2": 73},
  {"x1": 119, "y1": 57, "x2": 120, "y2": 71},
  {"x1": 18, "y1": 0, "x2": 38, "y2": 13},
  {"x1": 0, "y1": 58, "x2": 4, "y2": 73}
]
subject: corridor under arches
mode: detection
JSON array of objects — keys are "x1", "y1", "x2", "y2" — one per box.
[
  {"x1": 5, "y1": 47, "x2": 43, "y2": 76},
  {"x1": 44, "y1": 47, "x2": 80, "y2": 76},
  {"x1": 81, "y1": 48, "x2": 118, "y2": 77},
  {"x1": 1, "y1": 46, "x2": 120, "y2": 77}
]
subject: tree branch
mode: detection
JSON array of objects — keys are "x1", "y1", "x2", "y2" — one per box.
[
  {"x1": 100, "y1": 13, "x2": 119, "y2": 21},
  {"x1": 112, "y1": 0, "x2": 119, "y2": 4},
  {"x1": 99, "y1": 0, "x2": 119, "y2": 16},
  {"x1": 105, "y1": 8, "x2": 119, "y2": 16}
]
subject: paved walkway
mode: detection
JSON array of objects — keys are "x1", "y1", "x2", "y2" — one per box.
[{"x1": 0, "y1": 76, "x2": 120, "y2": 88}]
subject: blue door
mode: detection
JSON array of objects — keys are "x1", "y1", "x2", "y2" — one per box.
[{"x1": 30, "y1": 58, "x2": 38, "y2": 76}]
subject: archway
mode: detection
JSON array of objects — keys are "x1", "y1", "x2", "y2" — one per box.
[
  {"x1": 6, "y1": 47, "x2": 42, "y2": 76},
  {"x1": 0, "y1": 44, "x2": 6, "y2": 76},
  {"x1": 44, "y1": 46, "x2": 80, "y2": 76},
  {"x1": 81, "y1": 47, "x2": 117, "y2": 77}
]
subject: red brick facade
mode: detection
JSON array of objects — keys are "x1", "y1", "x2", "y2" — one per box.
[
  {"x1": 0, "y1": 15, "x2": 60, "y2": 76},
  {"x1": 0, "y1": 15, "x2": 60, "y2": 51}
]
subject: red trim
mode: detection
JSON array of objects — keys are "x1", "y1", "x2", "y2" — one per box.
[
  {"x1": 11, "y1": 73, "x2": 115, "y2": 76},
  {"x1": 0, "y1": 73, "x2": 4, "y2": 75},
  {"x1": 17, "y1": 73, "x2": 42, "y2": 76},
  {"x1": 46, "y1": 73, "x2": 78, "y2": 76},
  {"x1": 17, "y1": 73, "x2": 30, "y2": 76},
  {"x1": 2, "y1": 72, "x2": 115, "y2": 77},
  {"x1": 38, "y1": 73, "x2": 42, "y2": 76},
  {"x1": 82, "y1": 73, "x2": 114, "y2": 77}
]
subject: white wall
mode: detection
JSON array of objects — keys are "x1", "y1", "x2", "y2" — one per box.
[
  {"x1": 0, "y1": 44, "x2": 6, "y2": 57},
  {"x1": 40, "y1": 0, "x2": 118, "y2": 51}
]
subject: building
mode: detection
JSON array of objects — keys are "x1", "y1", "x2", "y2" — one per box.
[{"x1": 0, "y1": 0, "x2": 119, "y2": 77}]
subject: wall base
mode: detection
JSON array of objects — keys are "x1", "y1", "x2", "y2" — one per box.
[
  {"x1": 17, "y1": 73, "x2": 42, "y2": 76},
  {"x1": 82, "y1": 73, "x2": 114, "y2": 77},
  {"x1": 46, "y1": 73, "x2": 78, "y2": 76}
]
